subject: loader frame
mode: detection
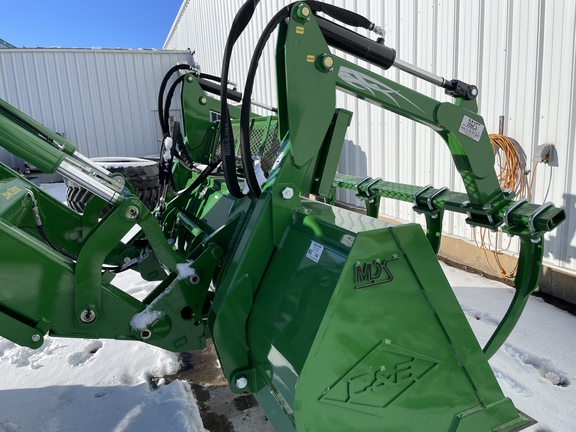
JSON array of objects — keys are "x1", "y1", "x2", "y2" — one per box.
[{"x1": 0, "y1": 2, "x2": 566, "y2": 431}]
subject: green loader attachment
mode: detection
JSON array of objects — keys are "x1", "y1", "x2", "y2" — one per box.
[{"x1": 0, "y1": 2, "x2": 566, "y2": 431}]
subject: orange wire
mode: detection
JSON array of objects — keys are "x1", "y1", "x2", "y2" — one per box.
[{"x1": 475, "y1": 134, "x2": 530, "y2": 278}]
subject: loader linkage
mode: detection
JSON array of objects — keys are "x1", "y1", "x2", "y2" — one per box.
[{"x1": 0, "y1": 2, "x2": 566, "y2": 431}]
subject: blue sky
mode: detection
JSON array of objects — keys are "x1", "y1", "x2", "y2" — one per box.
[{"x1": 0, "y1": 0, "x2": 184, "y2": 49}]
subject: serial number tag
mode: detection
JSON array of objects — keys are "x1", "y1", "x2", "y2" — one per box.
[
  {"x1": 458, "y1": 115, "x2": 485, "y2": 142},
  {"x1": 306, "y1": 241, "x2": 324, "y2": 263}
]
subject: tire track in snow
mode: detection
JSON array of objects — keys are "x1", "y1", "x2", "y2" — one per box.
[
  {"x1": 502, "y1": 344, "x2": 570, "y2": 387},
  {"x1": 461, "y1": 303, "x2": 570, "y2": 387}
]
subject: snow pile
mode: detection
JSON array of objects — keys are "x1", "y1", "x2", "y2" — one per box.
[{"x1": 0, "y1": 336, "x2": 203, "y2": 432}]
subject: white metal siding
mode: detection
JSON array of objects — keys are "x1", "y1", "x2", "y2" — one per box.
[
  {"x1": 0, "y1": 49, "x2": 193, "y2": 158},
  {"x1": 165, "y1": 0, "x2": 576, "y2": 274}
]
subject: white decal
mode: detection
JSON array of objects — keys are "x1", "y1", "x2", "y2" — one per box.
[
  {"x1": 338, "y1": 66, "x2": 424, "y2": 113},
  {"x1": 458, "y1": 115, "x2": 485, "y2": 142},
  {"x1": 306, "y1": 241, "x2": 324, "y2": 263}
]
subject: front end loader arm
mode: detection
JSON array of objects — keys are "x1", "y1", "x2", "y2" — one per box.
[{"x1": 0, "y1": 99, "x2": 225, "y2": 352}]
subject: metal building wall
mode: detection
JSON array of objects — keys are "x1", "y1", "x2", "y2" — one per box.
[
  {"x1": 0, "y1": 49, "x2": 193, "y2": 159},
  {"x1": 165, "y1": 0, "x2": 576, "y2": 275}
]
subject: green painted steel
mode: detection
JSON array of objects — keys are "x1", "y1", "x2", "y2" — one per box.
[
  {"x1": 333, "y1": 173, "x2": 565, "y2": 239},
  {"x1": 0, "y1": 98, "x2": 77, "y2": 156},
  {"x1": 0, "y1": 113, "x2": 66, "y2": 173},
  {"x1": 294, "y1": 218, "x2": 529, "y2": 431},
  {"x1": 0, "y1": 2, "x2": 566, "y2": 431}
]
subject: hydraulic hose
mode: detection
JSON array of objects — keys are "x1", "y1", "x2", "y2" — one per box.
[
  {"x1": 220, "y1": 0, "x2": 262, "y2": 199},
  {"x1": 177, "y1": 160, "x2": 221, "y2": 196},
  {"x1": 239, "y1": 1, "x2": 379, "y2": 197},
  {"x1": 225, "y1": 0, "x2": 379, "y2": 197},
  {"x1": 163, "y1": 75, "x2": 186, "y2": 132},
  {"x1": 239, "y1": 7, "x2": 291, "y2": 197},
  {"x1": 27, "y1": 190, "x2": 77, "y2": 260},
  {"x1": 159, "y1": 75, "x2": 185, "y2": 200},
  {"x1": 157, "y1": 64, "x2": 193, "y2": 136},
  {"x1": 306, "y1": 1, "x2": 374, "y2": 30}
]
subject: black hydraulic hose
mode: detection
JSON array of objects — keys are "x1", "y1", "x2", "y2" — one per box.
[
  {"x1": 225, "y1": 0, "x2": 377, "y2": 197},
  {"x1": 238, "y1": 1, "x2": 378, "y2": 197},
  {"x1": 27, "y1": 190, "x2": 77, "y2": 260},
  {"x1": 220, "y1": 0, "x2": 261, "y2": 199},
  {"x1": 177, "y1": 160, "x2": 221, "y2": 196},
  {"x1": 163, "y1": 75, "x2": 186, "y2": 133},
  {"x1": 240, "y1": 7, "x2": 291, "y2": 197},
  {"x1": 198, "y1": 73, "x2": 223, "y2": 84},
  {"x1": 37, "y1": 225, "x2": 77, "y2": 260},
  {"x1": 157, "y1": 64, "x2": 193, "y2": 136},
  {"x1": 306, "y1": 1, "x2": 373, "y2": 30}
]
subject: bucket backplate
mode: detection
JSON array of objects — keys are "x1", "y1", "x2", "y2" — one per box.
[{"x1": 247, "y1": 200, "x2": 531, "y2": 431}]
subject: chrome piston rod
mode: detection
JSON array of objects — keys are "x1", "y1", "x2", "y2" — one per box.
[{"x1": 57, "y1": 158, "x2": 123, "y2": 205}]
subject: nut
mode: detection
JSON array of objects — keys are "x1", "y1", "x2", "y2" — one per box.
[{"x1": 281, "y1": 187, "x2": 294, "y2": 200}]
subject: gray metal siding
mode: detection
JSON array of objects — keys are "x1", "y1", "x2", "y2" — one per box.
[
  {"x1": 0, "y1": 49, "x2": 193, "y2": 159},
  {"x1": 165, "y1": 0, "x2": 576, "y2": 274}
]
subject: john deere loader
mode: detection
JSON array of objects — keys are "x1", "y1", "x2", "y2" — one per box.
[{"x1": 0, "y1": 1, "x2": 565, "y2": 430}]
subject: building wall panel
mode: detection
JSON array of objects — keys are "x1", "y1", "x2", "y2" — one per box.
[
  {"x1": 0, "y1": 49, "x2": 193, "y2": 159},
  {"x1": 165, "y1": 0, "x2": 576, "y2": 274}
]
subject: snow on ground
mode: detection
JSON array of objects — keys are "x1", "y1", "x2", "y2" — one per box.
[
  {"x1": 448, "y1": 262, "x2": 576, "y2": 432},
  {"x1": 0, "y1": 183, "x2": 573, "y2": 431}
]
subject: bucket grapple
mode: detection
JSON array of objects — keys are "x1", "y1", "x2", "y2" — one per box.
[{"x1": 0, "y1": 2, "x2": 566, "y2": 431}]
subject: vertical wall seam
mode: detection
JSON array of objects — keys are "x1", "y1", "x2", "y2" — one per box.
[
  {"x1": 450, "y1": 0, "x2": 461, "y2": 233},
  {"x1": 557, "y1": 3, "x2": 576, "y2": 264},
  {"x1": 394, "y1": 0, "x2": 401, "y2": 219},
  {"x1": 531, "y1": 0, "x2": 546, "y2": 158},
  {"x1": 430, "y1": 0, "x2": 439, "y2": 185},
  {"x1": 476, "y1": 0, "x2": 485, "y2": 115},
  {"x1": 411, "y1": 0, "x2": 418, "y2": 193},
  {"x1": 502, "y1": 0, "x2": 514, "y2": 136}
]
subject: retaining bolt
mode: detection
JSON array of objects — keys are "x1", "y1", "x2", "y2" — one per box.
[
  {"x1": 125, "y1": 205, "x2": 140, "y2": 220},
  {"x1": 296, "y1": 4, "x2": 311, "y2": 21},
  {"x1": 80, "y1": 309, "x2": 96, "y2": 323},
  {"x1": 235, "y1": 375, "x2": 248, "y2": 389},
  {"x1": 282, "y1": 187, "x2": 294, "y2": 200}
]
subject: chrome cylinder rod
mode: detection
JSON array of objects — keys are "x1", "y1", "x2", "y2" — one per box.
[{"x1": 57, "y1": 159, "x2": 122, "y2": 205}]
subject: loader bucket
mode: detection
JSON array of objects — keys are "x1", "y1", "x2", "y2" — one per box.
[{"x1": 246, "y1": 200, "x2": 532, "y2": 431}]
